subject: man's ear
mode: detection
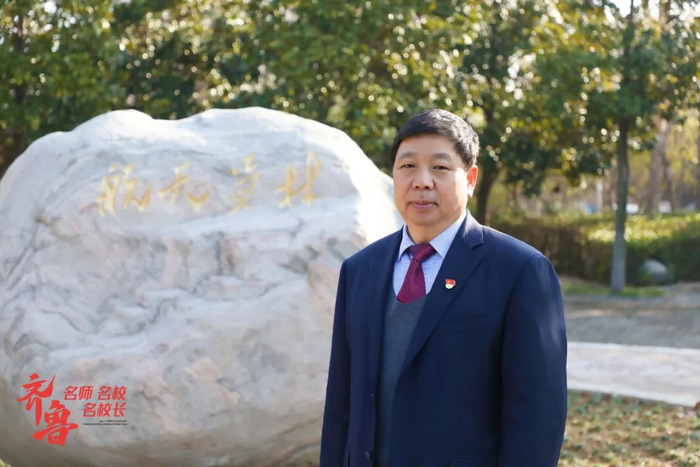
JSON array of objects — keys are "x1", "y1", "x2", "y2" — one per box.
[{"x1": 466, "y1": 165, "x2": 478, "y2": 199}]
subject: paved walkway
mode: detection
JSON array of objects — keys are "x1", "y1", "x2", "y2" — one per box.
[
  {"x1": 568, "y1": 342, "x2": 700, "y2": 407},
  {"x1": 564, "y1": 282, "x2": 700, "y2": 408}
]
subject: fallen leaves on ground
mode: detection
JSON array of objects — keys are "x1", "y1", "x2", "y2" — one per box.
[{"x1": 562, "y1": 391, "x2": 700, "y2": 466}]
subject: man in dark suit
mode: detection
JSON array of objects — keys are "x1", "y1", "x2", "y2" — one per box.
[{"x1": 320, "y1": 109, "x2": 567, "y2": 466}]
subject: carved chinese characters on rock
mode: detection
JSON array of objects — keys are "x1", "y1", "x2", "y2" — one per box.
[
  {"x1": 275, "y1": 152, "x2": 322, "y2": 208},
  {"x1": 157, "y1": 162, "x2": 210, "y2": 212},
  {"x1": 96, "y1": 162, "x2": 210, "y2": 216},
  {"x1": 97, "y1": 164, "x2": 152, "y2": 216},
  {"x1": 229, "y1": 154, "x2": 260, "y2": 214},
  {"x1": 94, "y1": 152, "x2": 323, "y2": 217}
]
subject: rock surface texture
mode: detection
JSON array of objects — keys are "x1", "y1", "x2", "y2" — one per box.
[{"x1": 0, "y1": 108, "x2": 401, "y2": 466}]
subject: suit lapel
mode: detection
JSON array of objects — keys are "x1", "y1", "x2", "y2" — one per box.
[
  {"x1": 367, "y1": 229, "x2": 403, "y2": 392},
  {"x1": 400, "y1": 214, "x2": 485, "y2": 374}
]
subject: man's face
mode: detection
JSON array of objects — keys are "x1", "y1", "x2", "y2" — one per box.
[{"x1": 392, "y1": 133, "x2": 478, "y2": 243}]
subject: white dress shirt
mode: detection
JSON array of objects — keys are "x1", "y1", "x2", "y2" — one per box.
[{"x1": 392, "y1": 210, "x2": 467, "y2": 296}]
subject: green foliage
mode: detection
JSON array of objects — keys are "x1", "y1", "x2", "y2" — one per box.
[
  {"x1": 494, "y1": 212, "x2": 700, "y2": 284},
  {"x1": 0, "y1": 0, "x2": 254, "y2": 176},
  {"x1": 572, "y1": 0, "x2": 700, "y2": 141},
  {"x1": 0, "y1": 0, "x2": 124, "y2": 175},
  {"x1": 113, "y1": 0, "x2": 254, "y2": 119},
  {"x1": 231, "y1": 0, "x2": 455, "y2": 170},
  {"x1": 433, "y1": 1, "x2": 613, "y2": 222},
  {"x1": 557, "y1": 0, "x2": 700, "y2": 290}
]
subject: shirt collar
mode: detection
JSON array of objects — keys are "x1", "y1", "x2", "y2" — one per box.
[{"x1": 397, "y1": 210, "x2": 467, "y2": 261}]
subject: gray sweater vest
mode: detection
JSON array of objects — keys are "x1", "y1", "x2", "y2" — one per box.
[{"x1": 375, "y1": 291, "x2": 428, "y2": 465}]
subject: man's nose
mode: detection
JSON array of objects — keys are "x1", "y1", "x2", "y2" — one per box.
[{"x1": 412, "y1": 167, "x2": 434, "y2": 189}]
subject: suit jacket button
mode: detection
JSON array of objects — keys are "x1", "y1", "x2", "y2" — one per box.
[
  {"x1": 370, "y1": 392, "x2": 375, "y2": 400},
  {"x1": 365, "y1": 450, "x2": 372, "y2": 461}
]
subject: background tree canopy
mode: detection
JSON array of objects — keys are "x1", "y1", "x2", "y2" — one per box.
[{"x1": 1, "y1": 0, "x2": 699, "y2": 288}]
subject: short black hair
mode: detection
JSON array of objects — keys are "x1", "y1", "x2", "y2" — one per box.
[{"x1": 390, "y1": 109, "x2": 480, "y2": 169}]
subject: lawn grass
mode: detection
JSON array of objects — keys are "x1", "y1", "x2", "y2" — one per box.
[
  {"x1": 560, "y1": 275, "x2": 666, "y2": 299},
  {"x1": 564, "y1": 283, "x2": 666, "y2": 298},
  {"x1": 2, "y1": 391, "x2": 698, "y2": 466}
]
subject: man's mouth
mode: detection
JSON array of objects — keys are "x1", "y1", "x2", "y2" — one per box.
[{"x1": 410, "y1": 201, "x2": 436, "y2": 208}]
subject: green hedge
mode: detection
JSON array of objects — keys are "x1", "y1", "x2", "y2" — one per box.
[{"x1": 492, "y1": 212, "x2": 700, "y2": 285}]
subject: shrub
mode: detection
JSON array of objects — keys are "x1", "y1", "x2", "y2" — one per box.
[{"x1": 492, "y1": 212, "x2": 700, "y2": 284}]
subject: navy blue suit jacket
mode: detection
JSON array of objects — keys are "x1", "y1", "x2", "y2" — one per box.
[{"x1": 320, "y1": 213, "x2": 567, "y2": 466}]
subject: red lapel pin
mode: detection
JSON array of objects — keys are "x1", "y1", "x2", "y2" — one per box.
[{"x1": 445, "y1": 279, "x2": 456, "y2": 290}]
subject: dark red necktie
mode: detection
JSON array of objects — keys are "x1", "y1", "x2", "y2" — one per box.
[{"x1": 397, "y1": 243, "x2": 437, "y2": 304}]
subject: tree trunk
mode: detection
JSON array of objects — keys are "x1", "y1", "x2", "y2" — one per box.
[
  {"x1": 473, "y1": 104, "x2": 498, "y2": 225},
  {"x1": 611, "y1": 0, "x2": 635, "y2": 293},
  {"x1": 660, "y1": 127, "x2": 675, "y2": 211},
  {"x1": 595, "y1": 178, "x2": 604, "y2": 213},
  {"x1": 474, "y1": 165, "x2": 499, "y2": 225},
  {"x1": 611, "y1": 120, "x2": 630, "y2": 292},
  {"x1": 0, "y1": 132, "x2": 27, "y2": 181},
  {"x1": 606, "y1": 169, "x2": 617, "y2": 211},
  {"x1": 507, "y1": 183, "x2": 518, "y2": 209},
  {"x1": 643, "y1": 116, "x2": 669, "y2": 213},
  {"x1": 696, "y1": 128, "x2": 700, "y2": 209}
]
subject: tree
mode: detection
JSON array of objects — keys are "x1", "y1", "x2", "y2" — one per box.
[
  {"x1": 112, "y1": 0, "x2": 254, "y2": 119},
  {"x1": 0, "y1": 0, "x2": 257, "y2": 179},
  {"x1": 0, "y1": 1, "x2": 122, "y2": 178},
  {"x1": 448, "y1": 0, "x2": 610, "y2": 224},
  {"x1": 578, "y1": 0, "x2": 700, "y2": 291},
  {"x1": 450, "y1": 1, "x2": 539, "y2": 223},
  {"x1": 227, "y1": 0, "x2": 454, "y2": 170}
]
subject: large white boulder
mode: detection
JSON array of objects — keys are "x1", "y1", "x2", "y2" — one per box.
[{"x1": 0, "y1": 108, "x2": 401, "y2": 466}]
